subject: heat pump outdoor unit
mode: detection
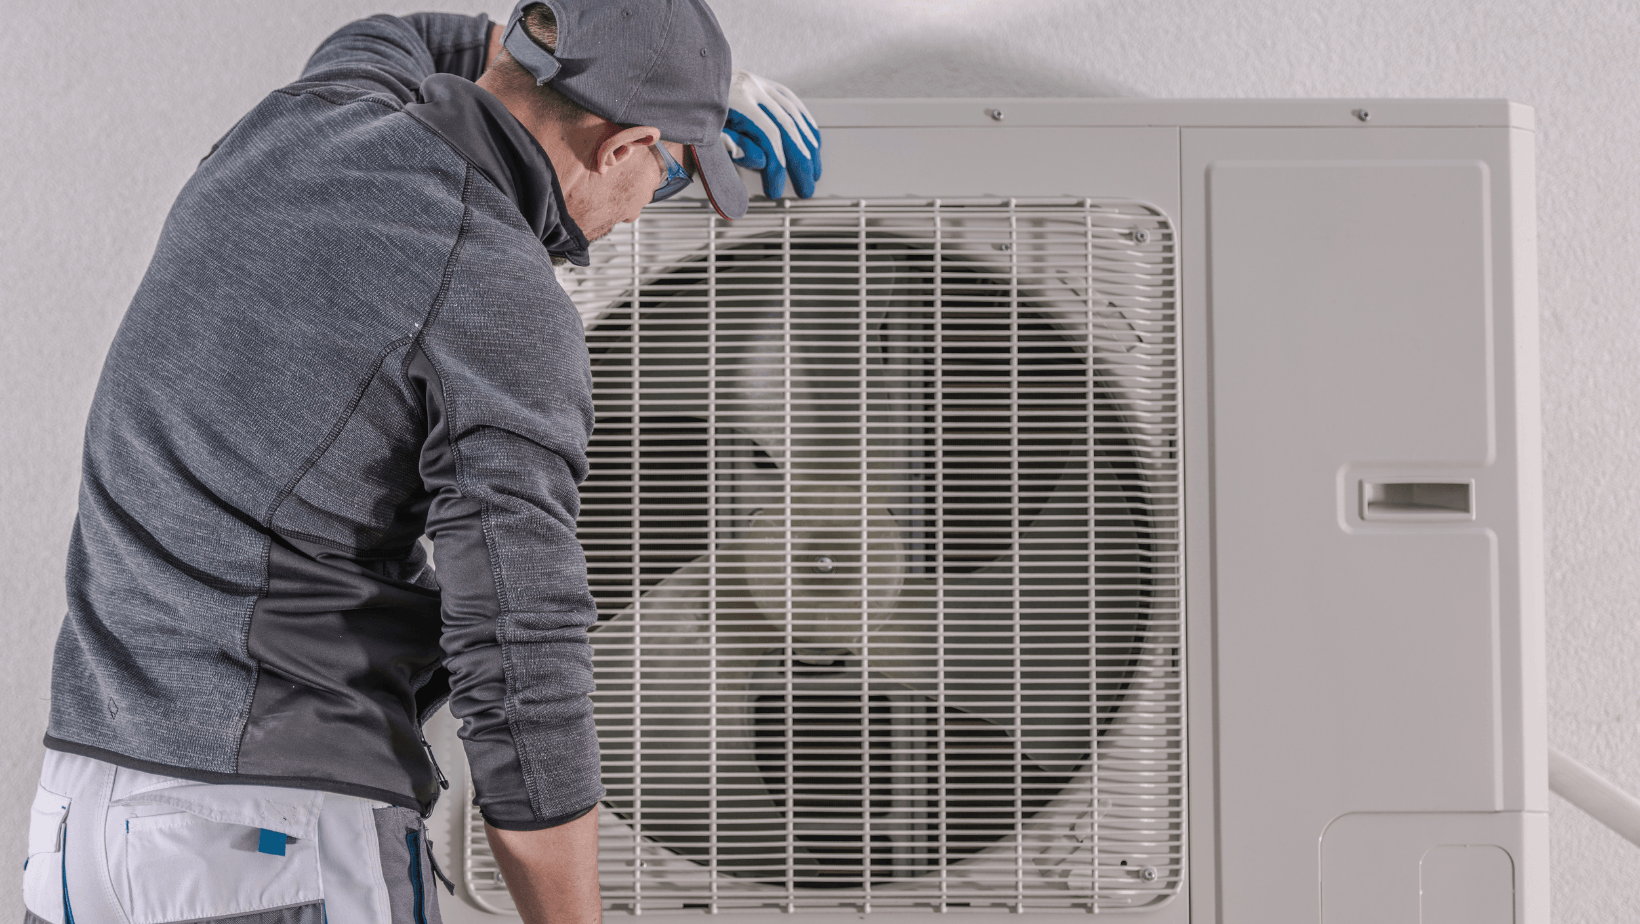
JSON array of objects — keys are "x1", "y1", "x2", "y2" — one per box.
[{"x1": 427, "y1": 98, "x2": 1544, "y2": 924}]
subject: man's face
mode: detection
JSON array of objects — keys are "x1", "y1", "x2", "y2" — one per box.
[{"x1": 567, "y1": 139, "x2": 687, "y2": 243}]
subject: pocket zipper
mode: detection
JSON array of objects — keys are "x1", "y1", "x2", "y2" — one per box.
[
  {"x1": 61, "y1": 820, "x2": 74, "y2": 924},
  {"x1": 406, "y1": 829, "x2": 427, "y2": 924}
]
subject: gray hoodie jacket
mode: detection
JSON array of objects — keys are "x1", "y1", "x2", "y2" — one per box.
[{"x1": 45, "y1": 12, "x2": 604, "y2": 830}]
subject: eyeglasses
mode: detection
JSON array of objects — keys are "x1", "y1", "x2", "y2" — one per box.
[{"x1": 651, "y1": 143, "x2": 693, "y2": 202}]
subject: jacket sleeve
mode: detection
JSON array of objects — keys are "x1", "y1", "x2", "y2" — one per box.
[
  {"x1": 411, "y1": 262, "x2": 604, "y2": 831},
  {"x1": 299, "y1": 12, "x2": 494, "y2": 102}
]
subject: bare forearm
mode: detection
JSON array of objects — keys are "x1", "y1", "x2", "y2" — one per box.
[{"x1": 486, "y1": 807, "x2": 602, "y2": 924}]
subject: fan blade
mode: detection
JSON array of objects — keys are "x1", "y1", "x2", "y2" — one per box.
[
  {"x1": 588, "y1": 555, "x2": 774, "y2": 769},
  {"x1": 590, "y1": 556, "x2": 780, "y2": 680},
  {"x1": 866, "y1": 574, "x2": 1095, "y2": 777},
  {"x1": 863, "y1": 470, "x2": 1120, "y2": 776},
  {"x1": 703, "y1": 300, "x2": 919, "y2": 646},
  {"x1": 589, "y1": 558, "x2": 797, "y2": 867}
]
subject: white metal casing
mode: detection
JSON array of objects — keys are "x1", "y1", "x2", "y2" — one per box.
[{"x1": 429, "y1": 98, "x2": 1543, "y2": 924}]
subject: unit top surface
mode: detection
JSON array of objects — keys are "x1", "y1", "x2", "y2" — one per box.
[{"x1": 805, "y1": 97, "x2": 1533, "y2": 131}]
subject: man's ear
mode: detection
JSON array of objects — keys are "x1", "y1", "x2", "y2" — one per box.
[{"x1": 595, "y1": 125, "x2": 661, "y2": 175}]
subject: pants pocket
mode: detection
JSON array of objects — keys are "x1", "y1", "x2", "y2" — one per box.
[
  {"x1": 111, "y1": 806, "x2": 323, "y2": 924},
  {"x1": 373, "y1": 806, "x2": 443, "y2": 924},
  {"x1": 21, "y1": 784, "x2": 70, "y2": 924}
]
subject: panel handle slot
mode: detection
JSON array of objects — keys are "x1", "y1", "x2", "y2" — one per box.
[{"x1": 1360, "y1": 481, "x2": 1474, "y2": 520}]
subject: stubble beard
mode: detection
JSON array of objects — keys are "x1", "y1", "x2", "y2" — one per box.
[{"x1": 577, "y1": 168, "x2": 642, "y2": 247}]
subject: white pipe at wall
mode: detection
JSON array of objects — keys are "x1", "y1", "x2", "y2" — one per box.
[{"x1": 1549, "y1": 747, "x2": 1640, "y2": 849}]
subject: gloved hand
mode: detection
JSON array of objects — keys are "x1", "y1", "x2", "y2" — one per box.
[{"x1": 720, "y1": 70, "x2": 822, "y2": 199}]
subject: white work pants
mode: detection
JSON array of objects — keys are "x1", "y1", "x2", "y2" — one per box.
[{"x1": 21, "y1": 751, "x2": 447, "y2": 924}]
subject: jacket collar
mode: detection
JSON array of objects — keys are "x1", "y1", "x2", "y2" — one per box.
[{"x1": 405, "y1": 74, "x2": 590, "y2": 267}]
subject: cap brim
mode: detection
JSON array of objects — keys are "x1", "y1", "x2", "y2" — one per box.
[{"x1": 690, "y1": 140, "x2": 748, "y2": 220}]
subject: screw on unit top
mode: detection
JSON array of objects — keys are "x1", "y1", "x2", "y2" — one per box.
[
  {"x1": 987, "y1": 108, "x2": 1005, "y2": 121},
  {"x1": 1131, "y1": 228, "x2": 1151, "y2": 243},
  {"x1": 813, "y1": 556, "x2": 835, "y2": 573},
  {"x1": 1352, "y1": 108, "x2": 1371, "y2": 122}
]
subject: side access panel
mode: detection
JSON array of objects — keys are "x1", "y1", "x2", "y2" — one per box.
[{"x1": 1181, "y1": 126, "x2": 1543, "y2": 923}]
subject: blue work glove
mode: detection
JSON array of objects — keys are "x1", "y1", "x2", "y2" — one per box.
[{"x1": 720, "y1": 70, "x2": 822, "y2": 199}]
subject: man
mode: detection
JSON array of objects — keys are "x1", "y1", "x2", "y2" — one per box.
[{"x1": 20, "y1": 2, "x2": 819, "y2": 922}]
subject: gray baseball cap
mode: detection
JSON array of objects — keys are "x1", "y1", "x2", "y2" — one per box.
[{"x1": 502, "y1": 0, "x2": 748, "y2": 220}]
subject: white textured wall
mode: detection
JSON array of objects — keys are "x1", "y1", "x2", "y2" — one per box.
[{"x1": 3, "y1": 1, "x2": 1635, "y2": 918}]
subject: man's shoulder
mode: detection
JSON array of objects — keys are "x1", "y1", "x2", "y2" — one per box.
[
  {"x1": 206, "y1": 79, "x2": 460, "y2": 180},
  {"x1": 272, "y1": 78, "x2": 408, "y2": 113},
  {"x1": 195, "y1": 83, "x2": 473, "y2": 225},
  {"x1": 146, "y1": 85, "x2": 482, "y2": 341}
]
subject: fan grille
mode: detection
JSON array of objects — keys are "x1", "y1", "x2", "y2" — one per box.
[{"x1": 466, "y1": 198, "x2": 1182, "y2": 915}]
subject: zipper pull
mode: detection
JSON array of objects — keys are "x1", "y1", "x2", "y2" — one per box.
[
  {"x1": 423, "y1": 832, "x2": 457, "y2": 895},
  {"x1": 419, "y1": 730, "x2": 450, "y2": 791}
]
